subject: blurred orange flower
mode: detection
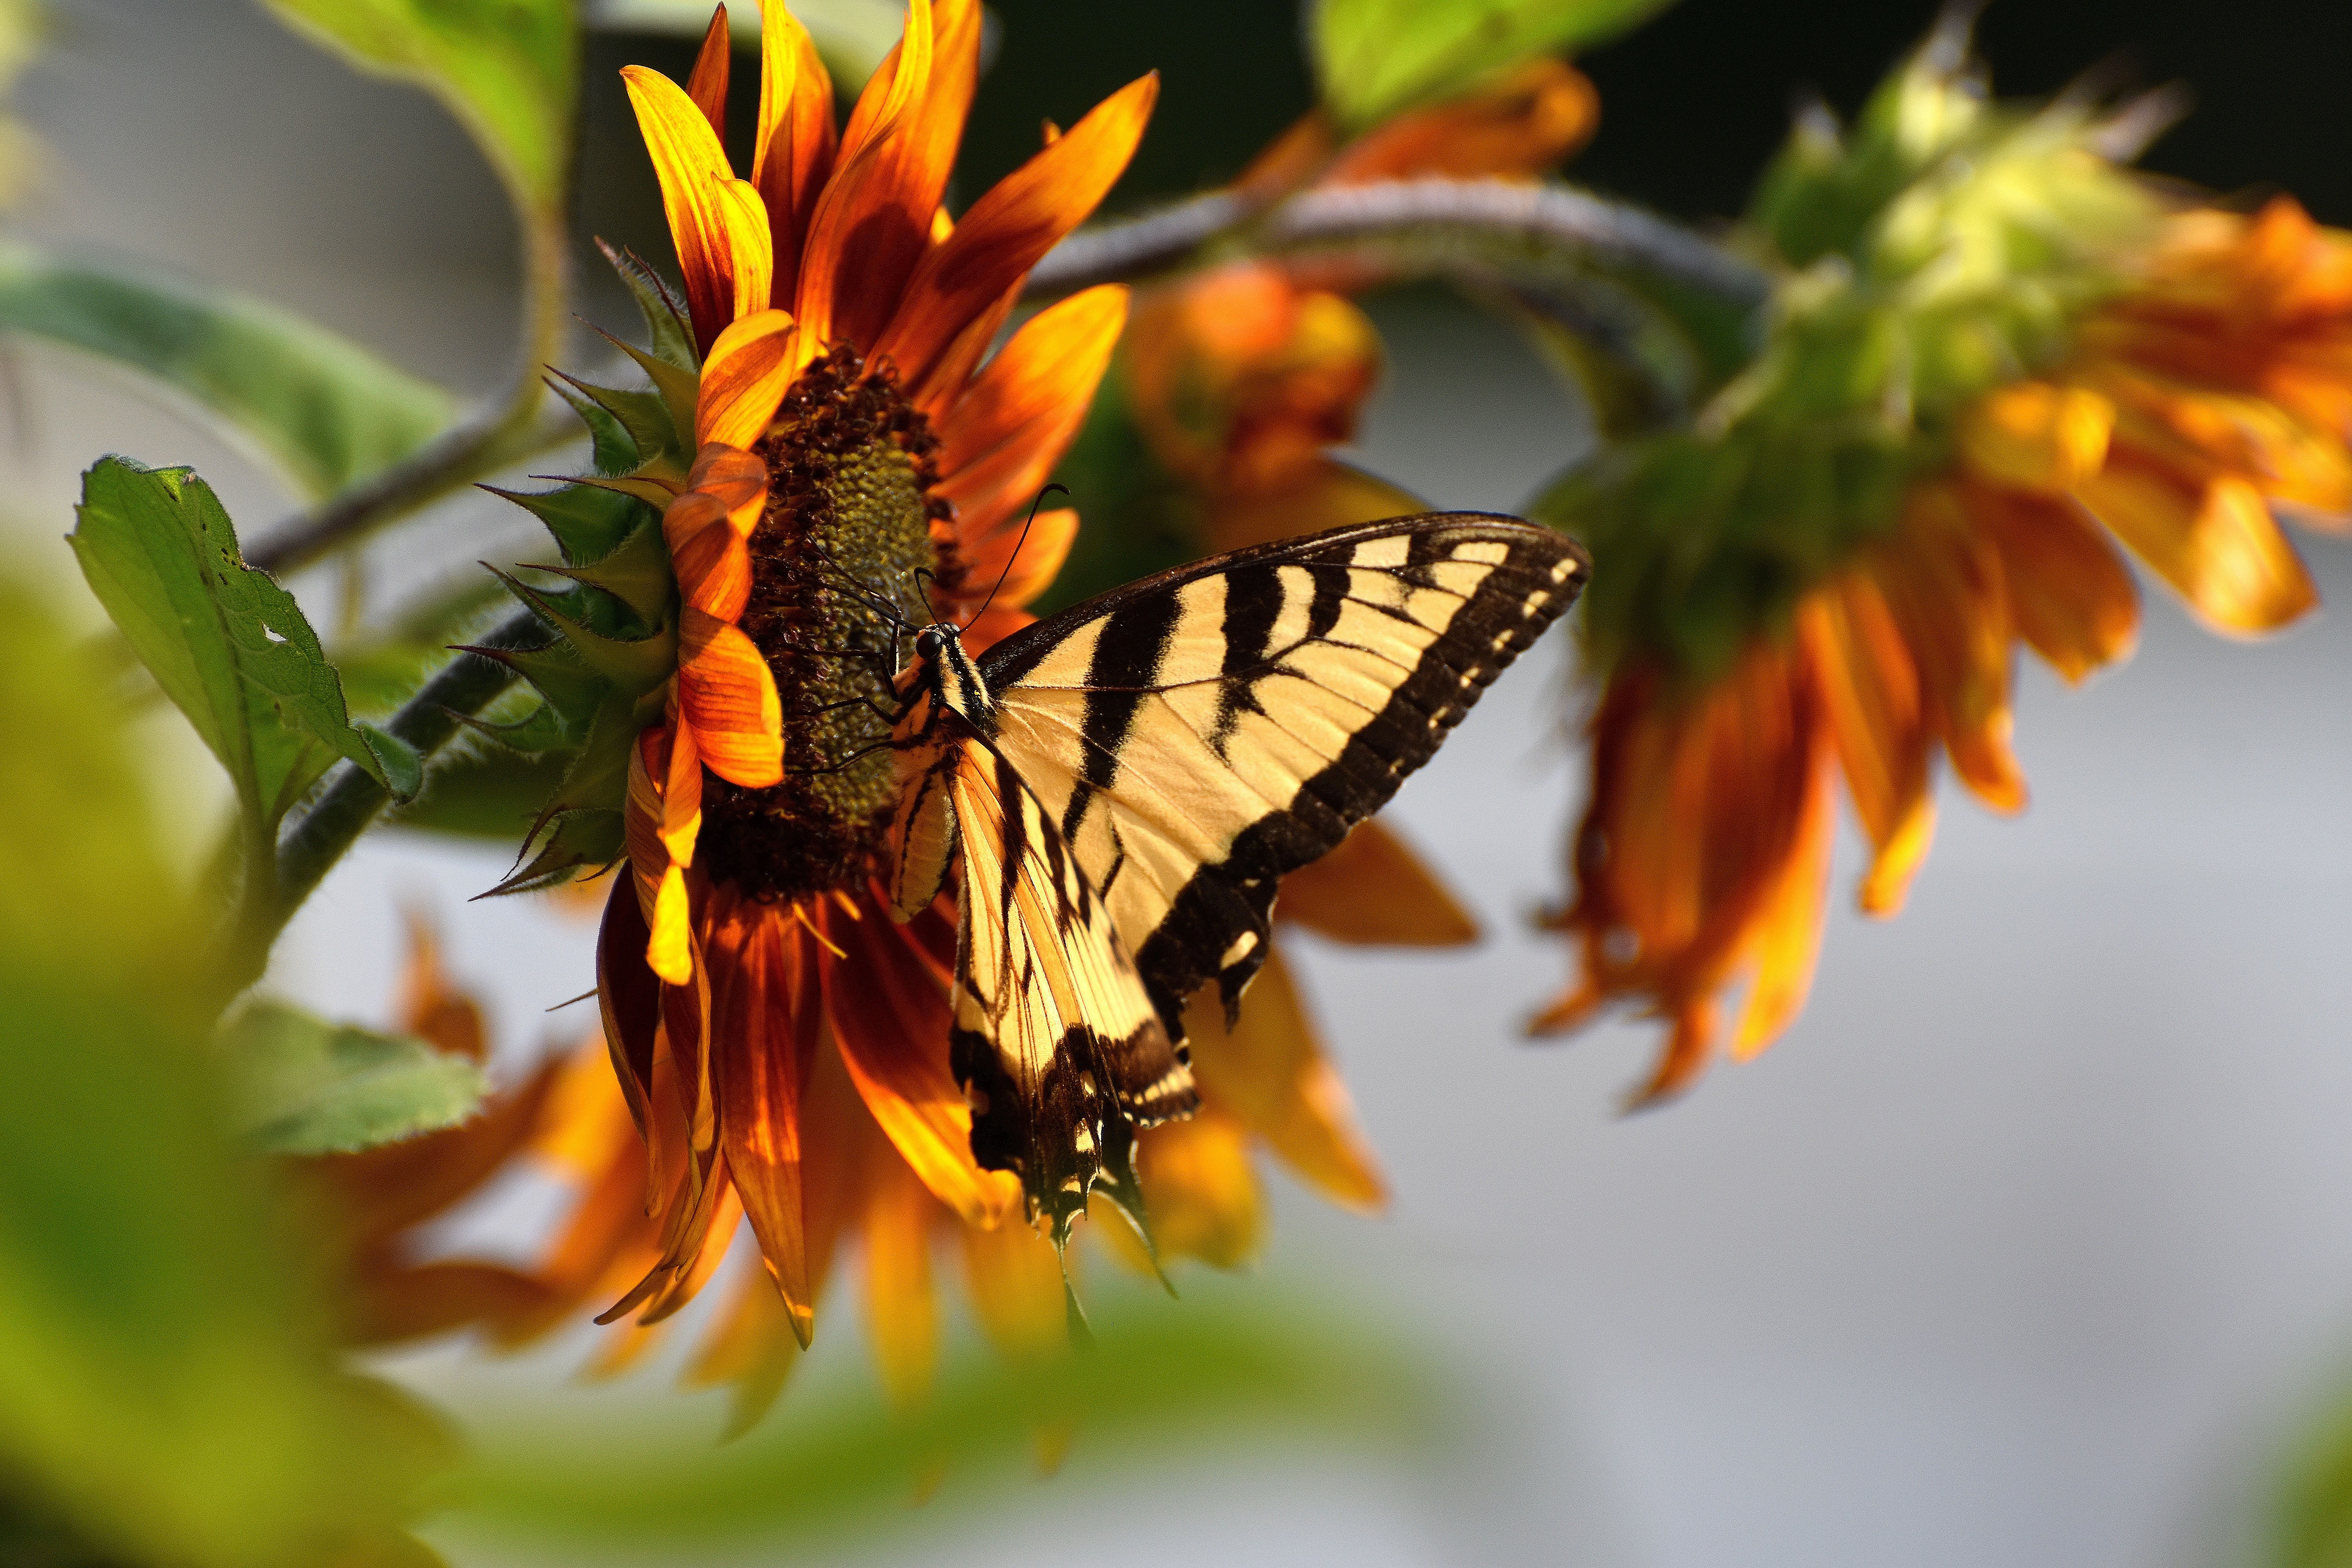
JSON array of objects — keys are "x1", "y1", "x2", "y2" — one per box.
[{"x1": 1539, "y1": 198, "x2": 2352, "y2": 1101}]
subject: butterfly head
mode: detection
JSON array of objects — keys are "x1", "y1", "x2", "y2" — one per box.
[{"x1": 909, "y1": 619, "x2": 992, "y2": 727}]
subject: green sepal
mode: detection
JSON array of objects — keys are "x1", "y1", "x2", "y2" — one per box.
[
  {"x1": 391, "y1": 746, "x2": 575, "y2": 838},
  {"x1": 518, "y1": 513, "x2": 678, "y2": 629},
  {"x1": 595, "y1": 238, "x2": 697, "y2": 371},
  {"x1": 490, "y1": 568, "x2": 677, "y2": 693},
  {"x1": 593, "y1": 323, "x2": 701, "y2": 443},
  {"x1": 550, "y1": 370, "x2": 687, "y2": 486},
  {"x1": 550, "y1": 377, "x2": 642, "y2": 477},
  {"x1": 467, "y1": 640, "x2": 612, "y2": 735},
  {"x1": 483, "y1": 479, "x2": 650, "y2": 566},
  {"x1": 484, "y1": 808, "x2": 626, "y2": 898},
  {"x1": 219, "y1": 998, "x2": 488, "y2": 1155}
]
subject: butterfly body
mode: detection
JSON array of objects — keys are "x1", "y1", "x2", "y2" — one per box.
[{"x1": 888, "y1": 512, "x2": 1590, "y2": 1244}]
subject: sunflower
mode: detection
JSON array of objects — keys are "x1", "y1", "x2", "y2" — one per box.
[
  {"x1": 1530, "y1": 29, "x2": 2352, "y2": 1102},
  {"x1": 406, "y1": 0, "x2": 1164, "y2": 1371}
]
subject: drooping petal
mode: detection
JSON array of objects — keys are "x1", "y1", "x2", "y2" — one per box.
[
  {"x1": 752, "y1": 0, "x2": 836, "y2": 305},
  {"x1": 861, "y1": 1156, "x2": 944, "y2": 1411},
  {"x1": 1874, "y1": 484, "x2": 2027, "y2": 813},
  {"x1": 1956, "y1": 381, "x2": 2114, "y2": 494},
  {"x1": 343, "y1": 1258, "x2": 549, "y2": 1348},
  {"x1": 931, "y1": 285, "x2": 1129, "y2": 537},
  {"x1": 707, "y1": 900, "x2": 818, "y2": 1345},
  {"x1": 1276, "y1": 817, "x2": 1477, "y2": 947},
  {"x1": 1180, "y1": 946, "x2": 1385, "y2": 1212},
  {"x1": 1795, "y1": 570, "x2": 1929, "y2": 885},
  {"x1": 686, "y1": 5, "x2": 731, "y2": 141},
  {"x1": 697, "y1": 309, "x2": 800, "y2": 451},
  {"x1": 825, "y1": 886, "x2": 1021, "y2": 1225},
  {"x1": 678, "y1": 607, "x2": 784, "y2": 786},
  {"x1": 960, "y1": 1214, "x2": 1065, "y2": 1363},
  {"x1": 621, "y1": 64, "x2": 744, "y2": 356},
  {"x1": 596, "y1": 875, "x2": 662, "y2": 1160},
  {"x1": 684, "y1": 1262, "x2": 805, "y2": 1439},
  {"x1": 2077, "y1": 460, "x2": 2320, "y2": 634},
  {"x1": 872, "y1": 73, "x2": 1157, "y2": 391},
  {"x1": 1134, "y1": 1110, "x2": 1264, "y2": 1269},
  {"x1": 1729, "y1": 748, "x2": 1834, "y2": 1059},
  {"x1": 1969, "y1": 483, "x2": 2140, "y2": 682}
]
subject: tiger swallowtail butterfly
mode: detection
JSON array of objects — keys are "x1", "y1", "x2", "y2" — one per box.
[{"x1": 884, "y1": 512, "x2": 1590, "y2": 1250}]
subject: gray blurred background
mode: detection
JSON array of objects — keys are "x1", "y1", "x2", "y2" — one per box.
[{"x1": 9, "y1": 3, "x2": 2352, "y2": 1565}]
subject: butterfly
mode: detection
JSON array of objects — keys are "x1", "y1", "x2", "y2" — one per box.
[{"x1": 883, "y1": 511, "x2": 1590, "y2": 1248}]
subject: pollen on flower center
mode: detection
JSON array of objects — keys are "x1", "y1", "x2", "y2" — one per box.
[{"x1": 698, "y1": 349, "x2": 949, "y2": 902}]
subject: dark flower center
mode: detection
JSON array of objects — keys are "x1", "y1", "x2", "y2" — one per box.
[{"x1": 698, "y1": 349, "x2": 948, "y2": 904}]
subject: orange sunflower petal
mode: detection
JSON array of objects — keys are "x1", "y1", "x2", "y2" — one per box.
[
  {"x1": 2078, "y1": 461, "x2": 2320, "y2": 634},
  {"x1": 1276, "y1": 816, "x2": 1477, "y2": 946},
  {"x1": 862, "y1": 1157, "x2": 944, "y2": 1410},
  {"x1": 873, "y1": 73, "x2": 1157, "y2": 392},
  {"x1": 1180, "y1": 946, "x2": 1385, "y2": 1212},
  {"x1": 677, "y1": 606, "x2": 784, "y2": 786},
  {"x1": 960, "y1": 1214, "x2": 1066, "y2": 1363},
  {"x1": 752, "y1": 0, "x2": 835, "y2": 305},
  {"x1": 1795, "y1": 570, "x2": 1930, "y2": 897},
  {"x1": 791, "y1": 0, "x2": 940, "y2": 351},
  {"x1": 621, "y1": 64, "x2": 743, "y2": 356},
  {"x1": 825, "y1": 889, "x2": 1020, "y2": 1225},
  {"x1": 932, "y1": 285, "x2": 1129, "y2": 536},
  {"x1": 1728, "y1": 748, "x2": 1834, "y2": 1059},
  {"x1": 1956, "y1": 381, "x2": 2114, "y2": 494},
  {"x1": 697, "y1": 309, "x2": 799, "y2": 450},
  {"x1": 1969, "y1": 483, "x2": 2140, "y2": 683},
  {"x1": 1874, "y1": 485, "x2": 2026, "y2": 813},
  {"x1": 684, "y1": 1261, "x2": 805, "y2": 1439},
  {"x1": 686, "y1": 5, "x2": 731, "y2": 140},
  {"x1": 708, "y1": 902, "x2": 818, "y2": 1345},
  {"x1": 1132, "y1": 1109, "x2": 1264, "y2": 1269},
  {"x1": 946, "y1": 507, "x2": 1074, "y2": 619}
]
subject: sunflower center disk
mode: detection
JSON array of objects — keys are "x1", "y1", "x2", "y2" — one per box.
[{"x1": 699, "y1": 350, "x2": 947, "y2": 904}]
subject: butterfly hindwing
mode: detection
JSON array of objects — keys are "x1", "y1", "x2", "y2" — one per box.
[
  {"x1": 971, "y1": 513, "x2": 1590, "y2": 1030},
  {"x1": 935, "y1": 735, "x2": 1196, "y2": 1243}
]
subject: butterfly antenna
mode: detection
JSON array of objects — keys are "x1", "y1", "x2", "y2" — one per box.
[{"x1": 965, "y1": 483, "x2": 1067, "y2": 630}]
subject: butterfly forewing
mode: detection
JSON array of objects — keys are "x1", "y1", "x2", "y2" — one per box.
[
  {"x1": 974, "y1": 513, "x2": 1590, "y2": 1027},
  {"x1": 937, "y1": 736, "x2": 1195, "y2": 1243}
]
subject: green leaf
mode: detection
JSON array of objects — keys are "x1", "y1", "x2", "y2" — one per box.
[
  {"x1": 0, "y1": 575, "x2": 446, "y2": 1566},
  {"x1": 1313, "y1": 0, "x2": 1680, "y2": 131},
  {"x1": 70, "y1": 459, "x2": 422, "y2": 827},
  {"x1": 221, "y1": 1000, "x2": 488, "y2": 1155},
  {"x1": 260, "y1": 0, "x2": 577, "y2": 218},
  {"x1": 0, "y1": 243, "x2": 454, "y2": 502}
]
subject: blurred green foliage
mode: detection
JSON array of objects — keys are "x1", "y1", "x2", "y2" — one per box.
[
  {"x1": 446, "y1": 1289, "x2": 1434, "y2": 1559},
  {"x1": 0, "y1": 577, "x2": 446, "y2": 1568},
  {"x1": 0, "y1": 245, "x2": 455, "y2": 503},
  {"x1": 260, "y1": 0, "x2": 578, "y2": 220}
]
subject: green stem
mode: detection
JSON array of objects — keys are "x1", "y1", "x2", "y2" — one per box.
[
  {"x1": 1023, "y1": 177, "x2": 1773, "y2": 310},
  {"x1": 249, "y1": 608, "x2": 542, "y2": 974},
  {"x1": 247, "y1": 209, "x2": 575, "y2": 578}
]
